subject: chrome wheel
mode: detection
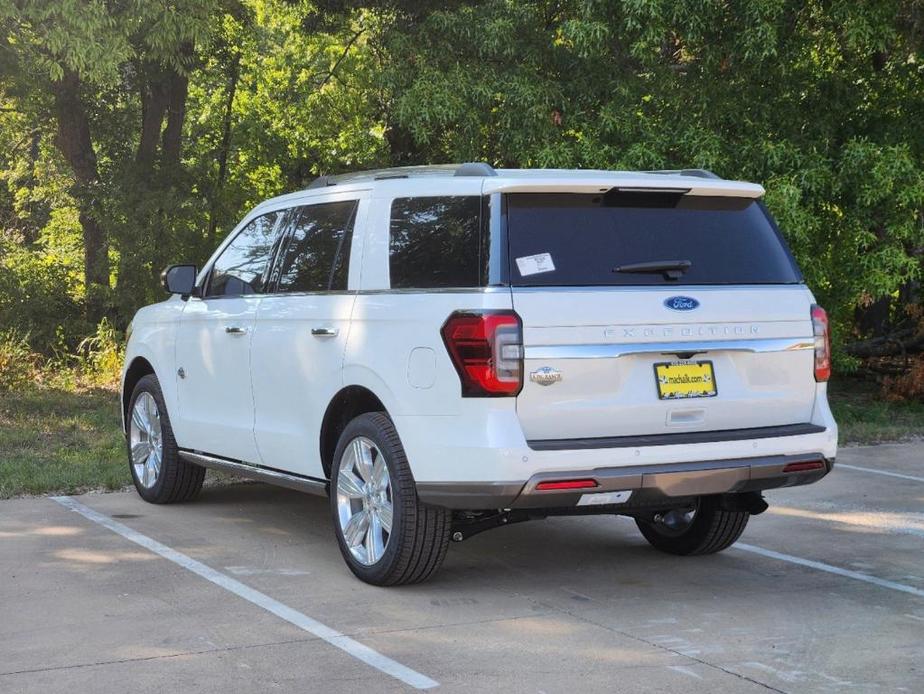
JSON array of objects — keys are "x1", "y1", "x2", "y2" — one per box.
[
  {"x1": 129, "y1": 392, "x2": 163, "y2": 489},
  {"x1": 335, "y1": 436, "x2": 393, "y2": 566}
]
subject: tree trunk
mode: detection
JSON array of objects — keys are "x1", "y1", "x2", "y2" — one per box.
[
  {"x1": 161, "y1": 68, "x2": 188, "y2": 166},
  {"x1": 137, "y1": 67, "x2": 169, "y2": 170},
  {"x1": 51, "y1": 70, "x2": 109, "y2": 315},
  {"x1": 207, "y1": 53, "x2": 241, "y2": 247}
]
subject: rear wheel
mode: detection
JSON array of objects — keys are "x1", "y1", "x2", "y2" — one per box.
[
  {"x1": 330, "y1": 412, "x2": 451, "y2": 585},
  {"x1": 635, "y1": 496, "x2": 749, "y2": 555},
  {"x1": 126, "y1": 374, "x2": 204, "y2": 504}
]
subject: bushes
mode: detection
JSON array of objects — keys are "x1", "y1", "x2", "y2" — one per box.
[
  {"x1": 0, "y1": 331, "x2": 40, "y2": 391},
  {"x1": 0, "y1": 320, "x2": 123, "y2": 393}
]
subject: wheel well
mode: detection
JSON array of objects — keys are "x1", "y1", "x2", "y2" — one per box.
[
  {"x1": 320, "y1": 386, "x2": 387, "y2": 479},
  {"x1": 122, "y1": 357, "x2": 154, "y2": 431}
]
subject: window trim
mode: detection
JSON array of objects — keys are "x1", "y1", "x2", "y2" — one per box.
[
  {"x1": 201, "y1": 210, "x2": 288, "y2": 300},
  {"x1": 387, "y1": 194, "x2": 489, "y2": 290},
  {"x1": 267, "y1": 198, "x2": 360, "y2": 296}
]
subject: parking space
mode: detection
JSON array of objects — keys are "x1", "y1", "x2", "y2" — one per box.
[{"x1": 2, "y1": 443, "x2": 922, "y2": 693}]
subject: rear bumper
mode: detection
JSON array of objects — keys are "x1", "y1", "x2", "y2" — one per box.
[{"x1": 416, "y1": 453, "x2": 834, "y2": 510}]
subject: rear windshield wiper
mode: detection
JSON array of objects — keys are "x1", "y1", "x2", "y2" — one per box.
[{"x1": 613, "y1": 260, "x2": 692, "y2": 281}]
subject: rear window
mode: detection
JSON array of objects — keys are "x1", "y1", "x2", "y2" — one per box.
[
  {"x1": 389, "y1": 196, "x2": 484, "y2": 289},
  {"x1": 275, "y1": 200, "x2": 358, "y2": 293},
  {"x1": 505, "y1": 193, "x2": 801, "y2": 286}
]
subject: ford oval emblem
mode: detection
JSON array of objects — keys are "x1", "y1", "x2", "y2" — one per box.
[{"x1": 664, "y1": 296, "x2": 699, "y2": 311}]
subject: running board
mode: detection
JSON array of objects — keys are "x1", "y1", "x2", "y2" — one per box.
[{"x1": 178, "y1": 450, "x2": 328, "y2": 496}]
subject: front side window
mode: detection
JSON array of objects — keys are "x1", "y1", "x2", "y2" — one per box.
[
  {"x1": 389, "y1": 196, "x2": 483, "y2": 289},
  {"x1": 275, "y1": 200, "x2": 358, "y2": 293},
  {"x1": 206, "y1": 211, "x2": 281, "y2": 297}
]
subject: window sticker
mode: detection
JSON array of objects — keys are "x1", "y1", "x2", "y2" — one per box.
[{"x1": 515, "y1": 252, "x2": 556, "y2": 277}]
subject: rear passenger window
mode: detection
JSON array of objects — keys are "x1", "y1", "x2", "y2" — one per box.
[
  {"x1": 389, "y1": 196, "x2": 482, "y2": 289},
  {"x1": 206, "y1": 211, "x2": 281, "y2": 297},
  {"x1": 276, "y1": 200, "x2": 358, "y2": 293}
]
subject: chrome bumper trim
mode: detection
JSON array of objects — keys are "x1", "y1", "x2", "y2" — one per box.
[{"x1": 525, "y1": 337, "x2": 814, "y2": 360}]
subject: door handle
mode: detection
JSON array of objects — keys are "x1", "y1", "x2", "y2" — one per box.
[
  {"x1": 311, "y1": 327, "x2": 339, "y2": 337},
  {"x1": 225, "y1": 326, "x2": 247, "y2": 335}
]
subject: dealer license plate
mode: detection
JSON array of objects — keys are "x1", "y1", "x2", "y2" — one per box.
[{"x1": 654, "y1": 360, "x2": 717, "y2": 400}]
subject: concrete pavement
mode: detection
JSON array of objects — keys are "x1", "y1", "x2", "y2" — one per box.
[{"x1": 2, "y1": 443, "x2": 922, "y2": 692}]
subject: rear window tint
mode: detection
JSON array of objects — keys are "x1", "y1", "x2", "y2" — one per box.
[
  {"x1": 389, "y1": 196, "x2": 483, "y2": 289},
  {"x1": 275, "y1": 200, "x2": 358, "y2": 293},
  {"x1": 505, "y1": 193, "x2": 801, "y2": 286}
]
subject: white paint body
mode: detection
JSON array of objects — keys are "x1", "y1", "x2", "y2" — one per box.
[{"x1": 122, "y1": 169, "x2": 838, "y2": 491}]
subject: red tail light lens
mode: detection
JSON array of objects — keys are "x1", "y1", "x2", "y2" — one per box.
[
  {"x1": 782, "y1": 460, "x2": 826, "y2": 473},
  {"x1": 811, "y1": 305, "x2": 831, "y2": 382},
  {"x1": 535, "y1": 479, "x2": 599, "y2": 491},
  {"x1": 441, "y1": 311, "x2": 523, "y2": 396}
]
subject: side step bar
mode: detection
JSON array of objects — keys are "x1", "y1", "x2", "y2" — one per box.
[{"x1": 178, "y1": 450, "x2": 328, "y2": 496}]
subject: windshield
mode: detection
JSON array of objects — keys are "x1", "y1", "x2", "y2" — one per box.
[{"x1": 504, "y1": 192, "x2": 802, "y2": 286}]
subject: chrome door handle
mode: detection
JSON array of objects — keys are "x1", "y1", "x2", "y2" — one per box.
[
  {"x1": 311, "y1": 327, "x2": 339, "y2": 337},
  {"x1": 225, "y1": 326, "x2": 247, "y2": 335}
]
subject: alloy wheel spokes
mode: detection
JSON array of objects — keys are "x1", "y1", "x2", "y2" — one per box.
[
  {"x1": 336, "y1": 436, "x2": 393, "y2": 566},
  {"x1": 376, "y1": 501, "x2": 393, "y2": 534},
  {"x1": 129, "y1": 392, "x2": 163, "y2": 490}
]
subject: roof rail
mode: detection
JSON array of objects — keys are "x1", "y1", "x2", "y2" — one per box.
[
  {"x1": 305, "y1": 175, "x2": 335, "y2": 189},
  {"x1": 305, "y1": 164, "x2": 481, "y2": 190},
  {"x1": 454, "y1": 162, "x2": 497, "y2": 177},
  {"x1": 645, "y1": 169, "x2": 722, "y2": 180}
]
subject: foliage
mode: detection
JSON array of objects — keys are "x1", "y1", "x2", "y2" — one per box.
[
  {"x1": 0, "y1": 320, "x2": 123, "y2": 393},
  {"x1": 0, "y1": 330, "x2": 39, "y2": 391},
  {"x1": 882, "y1": 356, "x2": 924, "y2": 402},
  {"x1": 0, "y1": 385, "x2": 127, "y2": 498},
  {"x1": 0, "y1": 0, "x2": 921, "y2": 371},
  {"x1": 829, "y1": 376, "x2": 924, "y2": 443},
  {"x1": 381, "y1": 0, "x2": 924, "y2": 350}
]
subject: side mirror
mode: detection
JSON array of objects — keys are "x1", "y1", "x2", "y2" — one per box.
[{"x1": 161, "y1": 264, "x2": 198, "y2": 297}]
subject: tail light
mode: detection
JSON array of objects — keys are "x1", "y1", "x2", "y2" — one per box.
[
  {"x1": 811, "y1": 304, "x2": 831, "y2": 382},
  {"x1": 441, "y1": 310, "x2": 523, "y2": 396}
]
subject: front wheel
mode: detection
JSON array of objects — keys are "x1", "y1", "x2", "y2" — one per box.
[
  {"x1": 126, "y1": 374, "x2": 205, "y2": 504},
  {"x1": 635, "y1": 496, "x2": 749, "y2": 555},
  {"x1": 330, "y1": 412, "x2": 451, "y2": 585}
]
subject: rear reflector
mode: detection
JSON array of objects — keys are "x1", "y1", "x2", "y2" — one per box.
[
  {"x1": 535, "y1": 479, "x2": 599, "y2": 491},
  {"x1": 782, "y1": 461, "x2": 825, "y2": 473}
]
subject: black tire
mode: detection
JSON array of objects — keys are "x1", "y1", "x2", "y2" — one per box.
[
  {"x1": 635, "y1": 496, "x2": 749, "y2": 555},
  {"x1": 329, "y1": 412, "x2": 451, "y2": 586},
  {"x1": 126, "y1": 374, "x2": 205, "y2": 504}
]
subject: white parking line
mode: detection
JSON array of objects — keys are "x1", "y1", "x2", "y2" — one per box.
[
  {"x1": 734, "y1": 542, "x2": 924, "y2": 599},
  {"x1": 837, "y1": 463, "x2": 924, "y2": 483},
  {"x1": 51, "y1": 496, "x2": 438, "y2": 690}
]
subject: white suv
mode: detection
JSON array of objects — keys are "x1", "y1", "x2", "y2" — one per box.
[{"x1": 121, "y1": 164, "x2": 837, "y2": 585}]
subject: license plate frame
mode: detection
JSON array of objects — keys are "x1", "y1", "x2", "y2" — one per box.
[{"x1": 654, "y1": 360, "x2": 718, "y2": 400}]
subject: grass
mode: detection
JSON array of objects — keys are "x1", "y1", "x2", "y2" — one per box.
[
  {"x1": 0, "y1": 386, "x2": 127, "y2": 499},
  {"x1": 829, "y1": 376, "x2": 924, "y2": 445},
  {"x1": 0, "y1": 376, "x2": 921, "y2": 499}
]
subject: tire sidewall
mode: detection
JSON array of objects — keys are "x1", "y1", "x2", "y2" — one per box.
[
  {"x1": 329, "y1": 414, "x2": 407, "y2": 584},
  {"x1": 637, "y1": 497, "x2": 714, "y2": 554},
  {"x1": 636, "y1": 496, "x2": 747, "y2": 555}
]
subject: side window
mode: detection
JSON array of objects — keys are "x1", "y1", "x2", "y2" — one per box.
[
  {"x1": 206, "y1": 212, "x2": 281, "y2": 297},
  {"x1": 389, "y1": 196, "x2": 482, "y2": 289},
  {"x1": 275, "y1": 200, "x2": 358, "y2": 293}
]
